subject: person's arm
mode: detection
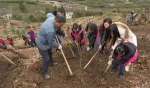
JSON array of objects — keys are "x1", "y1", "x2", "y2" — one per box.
[
  {"x1": 79, "y1": 31, "x2": 84, "y2": 43},
  {"x1": 112, "y1": 48, "x2": 118, "y2": 60},
  {"x1": 120, "y1": 43, "x2": 136, "y2": 62},
  {"x1": 71, "y1": 32, "x2": 75, "y2": 41},
  {"x1": 47, "y1": 32, "x2": 59, "y2": 48},
  {"x1": 111, "y1": 47, "x2": 122, "y2": 65},
  {"x1": 88, "y1": 34, "x2": 96, "y2": 47},
  {"x1": 111, "y1": 38, "x2": 122, "y2": 50}
]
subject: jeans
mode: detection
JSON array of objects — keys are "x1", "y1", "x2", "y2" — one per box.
[
  {"x1": 112, "y1": 64, "x2": 125, "y2": 75},
  {"x1": 38, "y1": 47, "x2": 53, "y2": 74},
  {"x1": 31, "y1": 39, "x2": 36, "y2": 47}
]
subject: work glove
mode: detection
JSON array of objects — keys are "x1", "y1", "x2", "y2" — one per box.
[
  {"x1": 86, "y1": 46, "x2": 90, "y2": 51},
  {"x1": 58, "y1": 44, "x2": 62, "y2": 50},
  {"x1": 107, "y1": 57, "x2": 113, "y2": 65}
]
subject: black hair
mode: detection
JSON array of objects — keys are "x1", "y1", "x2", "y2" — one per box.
[
  {"x1": 55, "y1": 15, "x2": 66, "y2": 23},
  {"x1": 53, "y1": 10, "x2": 57, "y2": 16},
  {"x1": 116, "y1": 44, "x2": 126, "y2": 55},
  {"x1": 72, "y1": 23, "x2": 82, "y2": 32},
  {"x1": 72, "y1": 23, "x2": 78, "y2": 30},
  {"x1": 100, "y1": 18, "x2": 112, "y2": 35},
  {"x1": 78, "y1": 24, "x2": 82, "y2": 31},
  {"x1": 85, "y1": 22, "x2": 93, "y2": 32},
  {"x1": 22, "y1": 35, "x2": 24, "y2": 37},
  {"x1": 90, "y1": 23, "x2": 97, "y2": 31},
  {"x1": 27, "y1": 26, "x2": 31, "y2": 29},
  {"x1": 90, "y1": 23, "x2": 97, "y2": 35},
  {"x1": 107, "y1": 24, "x2": 120, "y2": 46}
]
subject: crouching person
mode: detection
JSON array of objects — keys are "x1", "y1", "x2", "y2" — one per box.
[
  {"x1": 111, "y1": 42, "x2": 138, "y2": 79},
  {"x1": 7, "y1": 36, "x2": 14, "y2": 46},
  {"x1": 70, "y1": 23, "x2": 85, "y2": 54},
  {"x1": 36, "y1": 14, "x2": 66, "y2": 79},
  {"x1": 0, "y1": 38, "x2": 6, "y2": 49}
]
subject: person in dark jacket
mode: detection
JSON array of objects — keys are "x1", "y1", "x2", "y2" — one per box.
[
  {"x1": 111, "y1": 42, "x2": 138, "y2": 78},
  {"x1": 53, "y1": 7, "x2": 66, "y2": 52},
  {"x1": 86, "y1": 23, "x2": 98, "y2": 51}
]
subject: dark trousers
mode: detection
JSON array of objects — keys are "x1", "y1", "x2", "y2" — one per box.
[
  {"x1": 31, "y1": 39, "x2": 36, "y2": 47},
  {"x1": 88, "y1": 33, "x2": 95, "y2": 48},
  {"x1": 38, "y1": 48, "x2": 53, "y2": 74},
  {"x1": 24, "y1": 41, "x2": 31, "y2": 45},
  {"x1": 112, "y1": 64, "x2": 125, "y2": 75}
]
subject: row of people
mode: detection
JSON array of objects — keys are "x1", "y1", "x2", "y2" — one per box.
[
  {"x1": 127, "y1": 10, "x2": 148, "y2": 24},
  {"x1": 22, "y1": 26, "x2": 37, "y2": 47},
  {"x1": 35, "y1": 7, "x2": 138, "y2": 79}
]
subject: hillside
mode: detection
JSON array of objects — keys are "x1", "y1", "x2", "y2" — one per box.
[{"x1": 0, "y1": 12, "x2": 150, "y2": 88}]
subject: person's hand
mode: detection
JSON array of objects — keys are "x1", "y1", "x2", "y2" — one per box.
[
  {"x1": 58, "y1": 44, "x2": 62, "y2": 50},
  {"x1": 56, "y1": 48, "x2": 60, "y2": 52},
  {"x1": 98, "y1": 45, "x2": 101, "y2": 50},
  {"x1": 65, "y1": 34, "x2": 68, "y2": 37},
  {"x1": 84, "y1": 31, "x2": 87, "y2": 35},
  {"x1": 86, "y1": 46, "x2": 90, "y2": 51},
  {"x1": 107, "y1": 57, "x2": 113, "y2": 65},
  {"x1": 75, "y1": 41, "x2": 78, "y2": 46}
]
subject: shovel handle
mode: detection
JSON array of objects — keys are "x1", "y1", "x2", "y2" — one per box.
[{"x1": 55, "y1": 36, "x2": 73, "y2": 76}]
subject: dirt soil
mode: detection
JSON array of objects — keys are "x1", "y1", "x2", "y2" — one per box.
[{"x1": 0, "y1": 13, "x2": 150, "y2": 88}]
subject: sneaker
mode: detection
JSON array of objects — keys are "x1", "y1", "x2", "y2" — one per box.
[
  {"x1": 43, "y1": 73, "x2": 50, "y2": 79},
  {"x1": 110, "y1": 68, "x2": 115, "y2": 73},
  {"x1": 49, "y1": 62, "x2": 58, "y2": 66},
  {"x1": 118, "y1": 74, "x2": 123, "y2": 79},
  {"x1": 110, "y1": 68, "x2": 117, "y2": 73}
]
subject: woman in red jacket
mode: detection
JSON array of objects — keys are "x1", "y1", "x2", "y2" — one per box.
[
  {"x1": 7, "y1": 36, "x2": 13, "y2": 46},
  {"x1": 0, "y1": 38, "x2": 6, "y2": 49}
]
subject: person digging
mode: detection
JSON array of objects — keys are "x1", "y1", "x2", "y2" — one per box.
[{"x1": 109, "y1": 42, "x2": 138, "y2": 79}]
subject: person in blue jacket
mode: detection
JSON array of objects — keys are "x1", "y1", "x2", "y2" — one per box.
[{"x1": 36, "y1": 14, "x2": 66, "y2": 79}]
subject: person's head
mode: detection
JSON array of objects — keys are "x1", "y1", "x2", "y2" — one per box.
[
  {"x1": 72, "y1": 23, "x2": 79, "y2": 32},
  {"x1": 103, "y1": 18, "x2": 112, "y2": 29},
  {"x1": 53, "y1": 8, "x2": 65, "y2": 16},
  {"x1": 89, "y1": 23, "x2": 97, "y2": 33},
  {"x1": 116, "y1": 44, "x2": 126, "y2": 56},
  {"x1": 27, "y1": 26, "x2": 31, "y2": 32},
  {"x1": 54, "y1": 15, "x2": 66, "y2": 29},
  {"x1": 107, "y1": 24, "x2": 120, "y2": 46}
]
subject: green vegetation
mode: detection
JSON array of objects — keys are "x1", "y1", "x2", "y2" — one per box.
[
  {"x1": 0, "y1": 0, "x2": 150, "y2": 22},
  {"x1": 54, "y1": 0, "x2": 150, "y2": 8}
]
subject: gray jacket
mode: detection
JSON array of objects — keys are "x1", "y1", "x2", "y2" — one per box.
[{"x1": 36, "y1": 13, "x2": 59, "y2": 50}]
